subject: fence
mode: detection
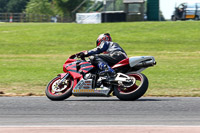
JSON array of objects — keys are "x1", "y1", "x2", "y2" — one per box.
[{"x1": 0, "y1": 13, "x2": 73, "y2": 23}]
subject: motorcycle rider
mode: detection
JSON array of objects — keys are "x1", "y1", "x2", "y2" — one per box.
[{"x1": 77, "y1": 33, "x2": 127, "y2": 77}]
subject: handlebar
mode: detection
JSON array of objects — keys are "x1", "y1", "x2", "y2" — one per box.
[
  {"x1": 69, "y1": 54, "x2": 86, "y2": 61},
  {"x1": 69, "y1": 54, "x2": 76, "y2": 59}
]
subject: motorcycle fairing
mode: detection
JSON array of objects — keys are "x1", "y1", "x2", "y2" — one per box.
[
  {"x1": 63, "y1": 58, "x2": 76, "y2": 72},
  {"x1": 63, "y1": 60, "x2": 95, "y2": 79},
  {"x1": 72, "y1": 78, "x2": 110, "y2": 96},
  {"x1": 112, "y1": 58, "x2": 129, "y2": 69},
  {"x1": 78, "y1": 62, "x2": 95, "y2": 72}
]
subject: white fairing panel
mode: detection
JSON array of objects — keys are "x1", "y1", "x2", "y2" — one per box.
[{"x1": 129, "y1": 56, "x2": 155, "y2": 67}]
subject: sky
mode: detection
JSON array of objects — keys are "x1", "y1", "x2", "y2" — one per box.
[{"x1": 160, "y1": 0, "x2": 200, "y2": 19}]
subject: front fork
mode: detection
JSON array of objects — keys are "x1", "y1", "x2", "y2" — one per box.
[{"x1": 58, "y1": 73, "x2": 69, "y2": 87}]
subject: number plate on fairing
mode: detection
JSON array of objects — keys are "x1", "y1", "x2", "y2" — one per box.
[
  {"x1": 73, "y1": 79, "x2": 93, "y2": 91},
  {"x1": 73, "y1": 79, "x2": 110, "y2": 96}
]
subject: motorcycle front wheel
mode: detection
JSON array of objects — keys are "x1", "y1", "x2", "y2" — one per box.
[
  {"x1": 114, "y1": 73, "x2": 148, "y2": 101},
  {"x1": 45, "y1": 75, "x2": 74, "y2": 101}
]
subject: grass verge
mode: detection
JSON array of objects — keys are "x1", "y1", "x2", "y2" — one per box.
[{"x1": 0, "y1": 22, "x2": 200, "y2": 96}]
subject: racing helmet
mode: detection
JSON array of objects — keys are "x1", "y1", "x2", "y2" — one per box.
[{"x1": 96, "y1": 33, "x2": 112, "y2": 46}]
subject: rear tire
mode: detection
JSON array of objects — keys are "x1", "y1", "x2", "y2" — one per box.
[
  {"x1": 45, "y1": 75, "x2": 74, "y2": 101},
  {"x1": 114, "y1": 73, "x2": 148, "y2": 101}
]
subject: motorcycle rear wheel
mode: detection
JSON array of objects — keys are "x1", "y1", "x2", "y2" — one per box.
[
  {"x1": 45, "y1": 75, "x2": 74, "y2": 101},
  {"x1": 114, "y1": 73, "x2": 148, "y2": 101}
]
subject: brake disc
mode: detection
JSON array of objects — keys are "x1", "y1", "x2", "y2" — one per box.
[{"x1": 52, "y1": 80, "x2": 68, "y2": 92}]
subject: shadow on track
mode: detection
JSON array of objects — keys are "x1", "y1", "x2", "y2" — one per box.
[{"x1": 63, "y1": 97, "x2": 166, "y2": 102}]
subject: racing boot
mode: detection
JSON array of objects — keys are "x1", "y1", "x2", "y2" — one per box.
[{"x1": 98, "y1": 62, "x2": 116, "y2": 78}]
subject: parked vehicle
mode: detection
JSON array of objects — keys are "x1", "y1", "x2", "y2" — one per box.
[
  {"x1": 45, "y1": 53, "x2": 156, "y2": 101},
  {"x1": 171, "y1": 2, "x2": 200, "y2": 21}
]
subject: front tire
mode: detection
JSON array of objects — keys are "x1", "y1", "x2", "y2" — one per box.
[
  {"x1": 114, "y1": 73, "x2": 148, "y2": 101},
  {"x1": 45, "y1": 75, "x2": 74, "y2": 101}
]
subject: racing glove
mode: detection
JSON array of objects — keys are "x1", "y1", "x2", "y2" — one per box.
[{"x1": 76, "y1": 51, "x2": 88, "y2": 59}]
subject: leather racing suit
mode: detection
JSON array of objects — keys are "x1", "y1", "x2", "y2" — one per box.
[{"x1": 86, "y1": 41, "x2": 127, "y2": 75}]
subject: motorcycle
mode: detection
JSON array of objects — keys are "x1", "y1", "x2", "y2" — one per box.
[{"x1": 45, "y1": 53, "x2": 156, "y2": 101}]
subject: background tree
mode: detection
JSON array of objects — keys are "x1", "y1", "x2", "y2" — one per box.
[
  {"x1": 53, "y1": 0, "x2": 87, "y2": 16},
  {"x1": 25, "y1": 0, "x2": 55, "y2": 16},
  {"x1": 0, "y1": 0, "x2": 29, "y2": 13},
  {"x1": 0, "y1": 0, "x2": 90, "y2": 16},
  {"x1": 0, "y1": 0, "x2": 9, "y2": 13},
  {"x1": 6, "y1": 0, "x2": 30, "y2": 13}
]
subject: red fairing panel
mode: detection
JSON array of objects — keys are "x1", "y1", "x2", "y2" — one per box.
[
  {"x1": 63, "y1": 58, "x2": 76, "y2": 73},
  {"x1": 63, "y1": 59, "x2": 95, "y2": 80},
  {"x1": 65, "y1": 63, "x2": 82, "y2": 79},
  {"x1": 112, "y1": 58, "x2": 129, "y2": 69},
  {"x1": 78, "y1": 62, "x2": 95, "y2": 73}
]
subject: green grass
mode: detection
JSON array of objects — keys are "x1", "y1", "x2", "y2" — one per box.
[{"x1": 0, "y1": 22, "x2": 200, "y2": 96}]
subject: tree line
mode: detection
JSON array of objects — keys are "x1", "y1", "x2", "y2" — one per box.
[{"x1": 0, "y1": 0, "x2": 88, "y2": 17}]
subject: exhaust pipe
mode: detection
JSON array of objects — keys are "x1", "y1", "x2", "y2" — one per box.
[{"x1": 134, "y1": 60, "x2": 156, "y2": 68}]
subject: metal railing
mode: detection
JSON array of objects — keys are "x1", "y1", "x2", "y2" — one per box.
[{"x1": 0, "y1": 13, "x2": 73, "y2": 23}]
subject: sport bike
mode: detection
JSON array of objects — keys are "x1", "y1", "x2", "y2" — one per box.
[{"x1": 45, "y1": 54, "x2": 156, "y2": 101}]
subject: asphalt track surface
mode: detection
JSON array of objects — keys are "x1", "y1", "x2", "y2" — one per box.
[
  {"x1": 0, "y1": 96, "x2": 200, "y2": 126},
  {"x1": 0, "y1": 96, "x2": 200, "y2": 133}
]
